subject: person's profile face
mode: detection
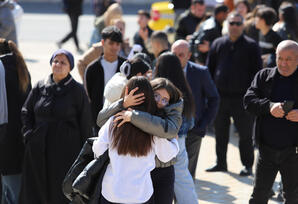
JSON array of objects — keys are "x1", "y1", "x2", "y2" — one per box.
[{"x1": 276, "y1": 48, "x2": 298, "y2": 77}]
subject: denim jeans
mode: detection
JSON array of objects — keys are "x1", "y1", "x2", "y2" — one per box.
[
  {"x1": 174, "y1": 136, "x2": 198, "y2": 204},
  {"x1": 1, "y1": 174, "x2": 21, "y2": 204},
  {"x1": 249, "y1": 145, "x2": 298, "y2": 204}
]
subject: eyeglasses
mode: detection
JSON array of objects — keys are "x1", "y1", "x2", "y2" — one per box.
[
  {"x1": 154, "y1": 93, "x2": 169, "y2": 106},
  {"x1": 229, "y1": 21, "x2": 243, "y2": 26}
]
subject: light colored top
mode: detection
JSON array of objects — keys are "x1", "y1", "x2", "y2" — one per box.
[
  {"x1": 101, "y1": 58, "x2": 118, "y2": 86},
  {"x1": 92, "y1": 117, "x2": 179, "y2": 203},
  {"x1": 103, "y1": 72, "x2": 127, "y2": 109}
]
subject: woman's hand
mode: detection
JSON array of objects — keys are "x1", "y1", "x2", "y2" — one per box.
[
  {"x1": 123, "y1": 86, "x2": 145, "y2": 108},
  {"x1": 113, "y1": 109, "x2": 133, "y2": 127}
]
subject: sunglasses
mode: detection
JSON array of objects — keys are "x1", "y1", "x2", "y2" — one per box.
[
  {"x1": 229, "y1": 21, "x2": 243, "y2": 26},
  {"x1": 154, "y1": 93, "x2": 169, "y2": 106}
]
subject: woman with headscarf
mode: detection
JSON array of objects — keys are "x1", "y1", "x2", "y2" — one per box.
[
  {"x1": 0, "y1": 38, "x2": 31, "y2": 204},
  {"x1": 20, "y1": 49, "x2": 93, "y2": 204}
]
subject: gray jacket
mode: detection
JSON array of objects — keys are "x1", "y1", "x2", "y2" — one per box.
[
  {"x1": 96, "y1": 98, "x2": 183, "y2": 167},
  {"x1": 0, "y1": 0, "x2": 17, "y2": 45}
]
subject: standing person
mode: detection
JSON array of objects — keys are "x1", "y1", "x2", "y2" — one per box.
[
  {"x1": 97, "y1": 77, "x2": 184, "y2": 204},
  {"x1": 93, "y1": 76, "x2": 179, "y2": 204},
  {"x1": 206, "y1": 12, "x2": 262, "y2": 176},
  {"x1": 244, "y1": 40, "x2": 298, "y2": 204},
  {"x1": 255, "y1": 6, "x2": 282, "y2": 67},
  {"x1": 273, "y1": 2, "x2": 298, "y2": 41},
  {"x1": 172, "y1": 39, "x2": 220, "y2": 179},
  {"x1": 20, "y1": 49, "x2": 93, "y2": 204},
  {"x1": 0, "y1": 39, "x2": 31, "y2": 204},
  {"x1": 0, "y1": 0, "x2": 17, "y2": 46},
  {"x1": 90, "y1": 3, "x2": 122, "y2": 46},
  {"x1": 133, "y1": 10, "x2": 154, "y2": 60},
  {"x1": 84, "y1": 26, "x2": 125, "y2": 127},
  {"x1": 57, "y1": 0, "x2": 84, "y2": 53},
  {"x1": 155, "y1": 53, "x2": 198, "y2": 204},
  {"x1": 190, "y1": 4, "x2": 229, "y2": 65},
  {"x1": 175, "y1": 0, "x2": 208, "y2": 41}
]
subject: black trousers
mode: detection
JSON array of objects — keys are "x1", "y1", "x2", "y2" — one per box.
[
  {"x1": 60, "y1": 12, "x2": 80, "y2": 49},
  {"x1": 214, "y1": 97, "x2": 254, "y2": 168},
  {"x1": 185, "y1": 130, "x2": 203, "y2": 178},
  {"x1": 151, "y1": 166, "x2": 175, "y2": 204},
  {"x1": 249, "y1": 145, "x2": 298, "y2": 204}
]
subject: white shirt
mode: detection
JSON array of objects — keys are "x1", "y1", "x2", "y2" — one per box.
[
  {"x1": 101, "y1": 58, "x2": 118, "y2": 86},
  {"x1": 92, "y1": 117, "x2": 179, "y2": 203}
]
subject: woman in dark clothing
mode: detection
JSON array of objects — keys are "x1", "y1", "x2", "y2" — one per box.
[
  {"x1": 57, "y1": 0, "x2": 84, "y2": 53},
  {"x1": 0, "y1": 39, "x2": 31, "y2": 204},
  {"x1": 20, "y1": 49, "x2": 93, "y2": 204}
]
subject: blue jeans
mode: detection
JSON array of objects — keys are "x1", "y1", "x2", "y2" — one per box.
[
  {"x1": 174, "y1": 136, "x2": 198, "y2": 204},
  {"x1": 1, "y1": 174, "x2": 21, "y2": 204}
]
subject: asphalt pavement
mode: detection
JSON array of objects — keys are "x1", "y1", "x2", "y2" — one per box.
[{"x1": 18, "y1": 2, "x2": 283, "y2": 203}]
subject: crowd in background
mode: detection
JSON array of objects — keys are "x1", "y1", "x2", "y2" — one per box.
[{"x1": 0, "y1": 0, "x2": 298, "y2": 203}]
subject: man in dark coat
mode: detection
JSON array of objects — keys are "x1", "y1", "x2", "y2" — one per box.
[
  {"x1": 84, "y1": 26, "x2": 126, "y2": 128},
  {"x1": 172, "y1": 39, "x2": 219, "y2": 179},
  {"x1": 205, "y1": 12, "x2": 262, "y2": 176},
  {"x1": 175, "y1": 0, "x2": 208, "y2": 41},
  {"x1": 190, "y1": 4, "x2": 228, "y2": 65},
  {"x1": 244, "y1": 40, "x2": 298, "y2": 204}
]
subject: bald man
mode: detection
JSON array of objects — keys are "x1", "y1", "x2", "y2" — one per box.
[
  {"x1": 244, "y1": 40, "x2": 298, "y2": 204},
  {"x1": 172, "y1": 40, "x2": 219, "y2": 179}
]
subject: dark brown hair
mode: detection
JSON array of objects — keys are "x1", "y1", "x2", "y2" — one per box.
[
  {"x1": 111, "y1": 76, "x2": 157, "y2": 156},
  {"x1": 150, "y1": 77, "x2": 182, "y2": 105},
  {"x1": 0, "y1": 38, "x2": 30, "y2": 93},
  {"x1": 154, "y1": 52, "x2": 195, "y2": 119}
]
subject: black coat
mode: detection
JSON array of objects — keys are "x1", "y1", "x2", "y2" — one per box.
[
  {"x1": 20, "y1": 74, "x2": 93, "y2": 204},
  {"x1": 84, "y1": 56, "x2": 126, "y2": 124},
  {"x1": 243, "y1": 67, "x2": 298, "y2": 147},
  {"x1": 63, "y1": 137, "x2": 109, "y2": 204},
  {"x1": 0, "y1": 53, "x2": 31, "y2": 175}
]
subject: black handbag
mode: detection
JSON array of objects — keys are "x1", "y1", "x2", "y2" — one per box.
[{"x1": 62, "y1": 137, "x2": 109, "y2": 204}]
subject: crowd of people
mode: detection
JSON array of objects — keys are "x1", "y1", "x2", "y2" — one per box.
[{"x1": 0, "y1": 0, "x2": 298, "y2": 203}]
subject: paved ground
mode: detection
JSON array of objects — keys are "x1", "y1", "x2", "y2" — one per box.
[{"x1": 18, "y1": 5, "x2": 283, "y2": 204}]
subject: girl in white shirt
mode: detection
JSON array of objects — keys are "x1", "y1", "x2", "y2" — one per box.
[{"x1": 92, "y1": 76, "x2": 179, "y2": 204}]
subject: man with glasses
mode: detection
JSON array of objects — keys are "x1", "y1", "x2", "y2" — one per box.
[
  {"x1": 172, "y1": 39, "x2": 219, "y2": 179},
  {"x1": 205, "y1": 12, "x2": 262, "y2": 176}
]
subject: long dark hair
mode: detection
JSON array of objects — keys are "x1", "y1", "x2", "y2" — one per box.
[
  {"x1": 154, "y1": 52, "x2": 195, "y2": 119},
  {"x1": 111, "y1": 76, "x2": 157, "y2": 156},
  {"x1": 0, "y1": 38, "x2": 30, "y2": 93}
]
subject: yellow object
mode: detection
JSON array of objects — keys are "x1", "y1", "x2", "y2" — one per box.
[{"x1": 148, "y1": 1, "x2": 175, "y2": 31}]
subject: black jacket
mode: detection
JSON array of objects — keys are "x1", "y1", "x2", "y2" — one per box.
[
  {"x1": 207, "y1": 34, "x2": 262, "y2": 97},
  {"x1": 190, "y1": 17, "x2": 223, "y2": 64},
  {"x1": 63, "y1": 137, "x2": 109, "y2": 204},
  {"x1": 84, "y1": 56, "x2": 126, "y2": 124},
  {"x1": 243, "y1": 67, "x2": 298, "y2": 147},
  {"x1": 0, "y1": 53, "x2": 31, "y2": 175},
  {"x1": 175, "y1": 10, "x2": 206, "y2": 40},
  {"x1": 20, "y1": 74, "x2": 93, "y2": 204}
]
